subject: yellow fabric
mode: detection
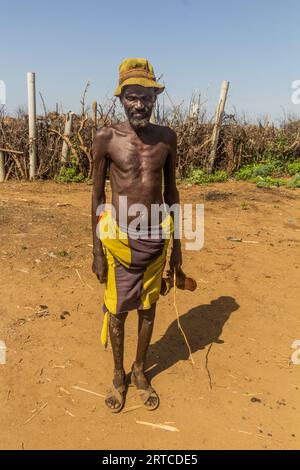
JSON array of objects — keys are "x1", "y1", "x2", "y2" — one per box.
[
  {"x1": 114, "y1": 58, "x2": 165, "y2": 96},
  {"x1": 98, "y1": 211, "x2": 131, "y2": 269},
  {"x1": 101, "y1": 311, "x2": 109, "y2": 348},
  {"x1": 103, "y1": 249, "x2": 118, "y2": 318},
  {"x1": 98, "y1": 211, "x2": 173, "y2": 348},
  {"x1": 141, "y1": 241, "x2": 169, "y2": 309}
]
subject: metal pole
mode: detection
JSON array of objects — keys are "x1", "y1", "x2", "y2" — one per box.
[
  {"x1": 0, "y1": 151, "x2": 5, "y2": 182},
  {"x1": 207, "y1": 80, "x2": 230, "y2": 174},
  {"x1": 27, "y1": 72, "x2": 37, "y2": 179}
]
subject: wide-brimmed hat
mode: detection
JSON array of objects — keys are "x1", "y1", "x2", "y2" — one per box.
[{"x1": 114, "y1": 58, "x2": 165, "y2": 97}]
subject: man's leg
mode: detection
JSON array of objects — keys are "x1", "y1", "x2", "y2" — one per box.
[
  {"x1": 105, "y1": 311, "x2": 128, "y2": 410},
  {"x1": 132, "y1": 303, "x2": 158, "y2": 408}
]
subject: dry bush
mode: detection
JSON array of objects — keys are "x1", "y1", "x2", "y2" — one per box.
[{"x1": 0, "y1": 101, "x2": 299, "y2": 180}]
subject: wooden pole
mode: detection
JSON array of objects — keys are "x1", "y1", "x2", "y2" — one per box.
[
  {"x1": 207, "y1": 80, "x2": 229, "y2": 174},
  {"x1": 61, "y1": 111, "x2": 74, "y2": 164},
  {"x1": 0, "y1": 151, "x2": 5, "y2": 182},
  {"x1": 150, "y1": 108, "x2": 156, "y2": 124},
  {"x1": 92, "y1": 101, "x2": 97, "y2": 140},
  {"x1": 92, "y1": 101, "x2": 97, "y2": 125},
  {"x1": 27, "y1": 72, "x2": 37, "y2": 179}
]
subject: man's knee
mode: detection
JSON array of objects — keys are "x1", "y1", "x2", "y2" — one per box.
[
  {"x1": 138, "y1": 305, "x2": 156, "y2": 322},
  {"x1": 109, "y1": 312, "x2": 128, "y2": 331}
]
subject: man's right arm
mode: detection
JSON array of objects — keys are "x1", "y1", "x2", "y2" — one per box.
[{"x1": 91, "y1": 128, "x2": 110, "y2": 283}]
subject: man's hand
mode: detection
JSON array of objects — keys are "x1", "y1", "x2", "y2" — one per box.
[{"x1": 92, "y1": 255, "x2": 108, "y2": 284}]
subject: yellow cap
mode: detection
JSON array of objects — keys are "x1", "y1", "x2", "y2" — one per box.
[{"x1": 114, "y1": 58, "x2": 165, "y2": 97}]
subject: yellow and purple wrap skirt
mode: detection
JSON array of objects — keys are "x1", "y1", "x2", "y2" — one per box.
[{"x1": 97, "y1": 210, "x2": 173, "y2": 347}]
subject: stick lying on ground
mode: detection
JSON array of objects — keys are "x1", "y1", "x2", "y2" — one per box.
[
  {"x1": 72, "y1": 385, "x2": 105, "y2": 398},
  {"x1": 23, "y1": 402, "x2": 48, "y2": 425},
  {"x1": 136, "y1": 420, "x2": 179, "y2": 432}
]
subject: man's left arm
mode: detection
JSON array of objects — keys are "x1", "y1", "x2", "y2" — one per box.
[{"x1": 163, "y1": 128, "x2": 182, "y2": 271}]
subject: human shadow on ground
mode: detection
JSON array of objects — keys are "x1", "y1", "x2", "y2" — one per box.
[{"x1": 146, "y1": 296, "x2": 240, "y2": 380}]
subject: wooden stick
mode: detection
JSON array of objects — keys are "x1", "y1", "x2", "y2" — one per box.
[
  {"x1": 49, "y1": 129, "x2": 80, "y2": 163},
  {"x1": 0, "y1": 148, "x2": 24, "y2": 155},
  {"x1": 27, "y1": 72, "x2": 37, "y2": 179},
  {"x1": 92, "y1": 100, "x2": 97, "y2": 140},
  {"x1": 23, "y1": 402, "x2": 48, "y2": 425},
  {"x1": 0, "y1": 151, "x2": 5, "y2": 182},
  {"x1": 207, "y1": 80, "x2": 230, "y2": 173},
  {"x1": 122, "y1": 405, "x2": 143, "y2": 414},
  {"x1": 205, "y1": 343, "x2": 213, "y2": 390},
  {"x1": 4, "y1": 162, "x2": 14, "y2": 181},
  {"x1": 61, "y1": 112, "x2": 74, "y2": 164},
  {"x1": 75, "y1": 269, "x2": 85, "y2": 285},
  {"x1": 173, "y1": 271, "x2": 195, "y2": 364},
  {"x1": 72, "y1": 385, "x2": 105, "y2": 398},
  {"x1": 136, "y1": 421, "x2": 179, "y2": 432}
]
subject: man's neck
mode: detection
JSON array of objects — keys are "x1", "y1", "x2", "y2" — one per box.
[{"x1": 126, "y1": 120, "x2": 152, "y2": 137}]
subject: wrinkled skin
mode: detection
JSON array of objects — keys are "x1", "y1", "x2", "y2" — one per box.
[{"x1": 91, "y1": 85, "x2": 182, "y2": 410}]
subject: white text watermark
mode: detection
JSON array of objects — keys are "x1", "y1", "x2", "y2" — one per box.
[
  {"x1": 0, "y1": 340, "x2": 6, "y2": 365},
  {"x1": 291, "y1": 340, "x2": 300, "y2": 365},
  {"x1": 96, "y1": 198, "x2": 204, "y2": 251}
]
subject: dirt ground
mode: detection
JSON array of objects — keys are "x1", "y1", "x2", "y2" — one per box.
[{"x1": 0, "y1": 180, "x2": 299, "y2": 450}]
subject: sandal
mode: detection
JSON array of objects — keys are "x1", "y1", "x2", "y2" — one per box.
[
  {"x1": 130, "y1": 369, "x2": 159, "y2": 411},
  {"x1": 105, "y1": 383, "x2": 126, "y2": 413}
]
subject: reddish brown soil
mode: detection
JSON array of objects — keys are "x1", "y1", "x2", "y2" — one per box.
[{"x1": 0, "y1": 180, "x2": 299, "y2": 450}]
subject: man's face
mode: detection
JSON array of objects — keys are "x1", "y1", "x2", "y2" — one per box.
[{"x1": 121, "y1": 85, "x2": 156, "y2": 129}]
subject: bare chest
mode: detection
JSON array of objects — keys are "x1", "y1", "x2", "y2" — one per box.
[{"x1": 108, "y1": 136, "x2": 168, "y2": 175}]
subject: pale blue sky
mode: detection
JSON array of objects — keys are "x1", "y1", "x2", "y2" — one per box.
[{"x1": 1, "y1": 0, "x2": 299, "y2": 120}]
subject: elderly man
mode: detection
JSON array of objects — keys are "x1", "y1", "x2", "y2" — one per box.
[{"x1": 91, "y1": 58, "x2": 182, "y2": 412}]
